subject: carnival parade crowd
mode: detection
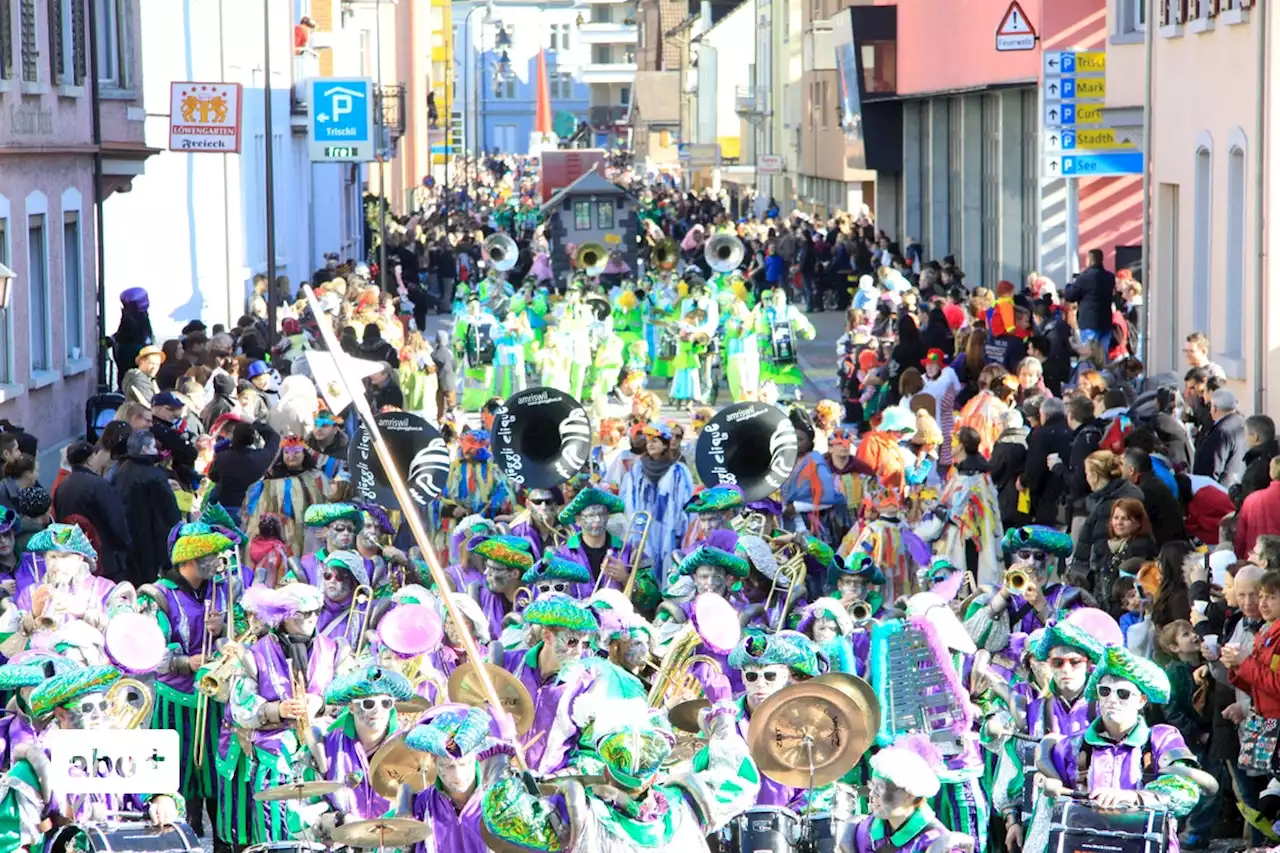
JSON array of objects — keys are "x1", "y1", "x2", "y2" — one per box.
[{"x1": 0, "y1": 152, "x2": 1271, "y2": 853}]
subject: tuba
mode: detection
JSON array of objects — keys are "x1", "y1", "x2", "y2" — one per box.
[
  {"x1": 575, "y1": 243, "x2": 609, "y2": 277},
  {"x1": 764, "y1": 545, "x2": 807, "y2": 632},
  {"x1": 694, "y1": 402, "x2": 800, "y2": 502},
  {"x1": 704, "y1": 233, "x2": 744, "y2": 273},
  {"x1": 652, "y1": 239, "x2": 678, "y2": 271},
  {"x1": 490, "y1": 386, "x2": 592, "y2": 490},
  {"x1": 482, "y1": 233, "x2": 519, "y2": 272}
]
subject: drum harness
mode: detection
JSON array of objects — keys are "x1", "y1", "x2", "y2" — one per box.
[{"x1": 1061, "y1": 737, "x2": 1166, "y2": 843}]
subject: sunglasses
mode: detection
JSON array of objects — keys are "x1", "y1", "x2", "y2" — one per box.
[
  {"x1": 322, "y1": 570, "x2": 351, "y2": 582},
  {"x1": 357, "y1": 698, "x2": 394, "y2": 711},
  {"x1": 297, "y1": 609, "x2": 321, "y2": 619},
  {"x1": 538, "y1": 582, "x2": 571, "y2": 594},
  {"x1": 743, "y1": 671, "x2": 781, "y2": 684},
  {"x1": 1049, "y1": 655, "x2": 1088, "y2": 670},
  {"x1": 1096, "y1": 685, "x2": 1136, "y2": 701},
  {"x1": 528, "y1": 497, "x2": 556, "y2": 506},
  {"x1": 78, "y1": 699, "x2": 110, "y2": 715},
  {"x1": 558, "y1": 635, "x2": 587, "y2": 648}
]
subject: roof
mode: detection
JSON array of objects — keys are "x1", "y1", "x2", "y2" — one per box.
[
  {"x1": 631, "y1": 71, "x2": 681, "y2": 127},
  {"x1": 540, "y1": 169, "x2": 630, "y2": 214}
]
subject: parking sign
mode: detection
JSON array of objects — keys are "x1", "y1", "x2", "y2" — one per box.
[{"x1": 309, "y1": 78, "x2": 375, "y2": 162}]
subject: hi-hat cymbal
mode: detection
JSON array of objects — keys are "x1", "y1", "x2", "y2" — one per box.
[
  {"x1": 668, "y1": 698, "x2": 709, "y2": 734},
  {"x1": 746, "y1": 681, "x2": 871, "y2": 788},
  {"x1": 448, "y1": 661, "x2": 535, "y2": 735},
  {"x1": 332, "y1": 818, "x2": 432, "y2": 849},
  {"x1": 814, "y1": 672, "x2": 882, "y2": 741},
  {"x1": 395, "y1": 695, "x2": 432, "y2": 716},
  {"x1": 253, "y1": 780, "x2": 346, "y2": 802},
  {"x1": 369, "y1": 733, "x2": 437, "y2": 799}
]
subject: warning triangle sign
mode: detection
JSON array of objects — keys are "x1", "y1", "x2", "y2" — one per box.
[{"x1": 997, "y1": 1, "x2": 1036, "y2": 36}]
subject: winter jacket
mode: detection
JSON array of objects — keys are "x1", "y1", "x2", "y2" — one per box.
[
  {"x1": 1134, "y1": 471, "x2": 1187, "y2": 546},
  {"x1": 121, "y1": 369, "x2": 159, "y2": 406},
  {"x1": 207, "y1": 423, "x2": 281, "y2": 514},
  {"x1": 1063, "y1": 263, "x2": 1117, "y2": 333},
  {"x1": 1060, "y1": 418, "x2": 1105, "y2": 519},
  {"x1": 1231, "y1": 438, "x2": 1280, "y2": 509},
  {"x1": 52, "y1": 466, "x2": 132, "y2": 580},
  {"x1": 1193, "y1": 411, "x2": 1248, "y2": 489},
  {"x1": 1149, "y1": 411, "x2": 1193, "y2": 472},
  {"x1": 112, "y1": 455, "x2": 182, "y2": 586},
  {"x1": 1021, "y1": 413, "x2": 1073, "y2": 527},
  {"x1": 1235, "y1": 481, "x2": 1280, "y2": 559},
  {"x1": 1069, "y1": 476, "x2": 1144, "y2": 587},
  {"x1": 988, "y1": 426, "x2": 1029, "y2": 528}
]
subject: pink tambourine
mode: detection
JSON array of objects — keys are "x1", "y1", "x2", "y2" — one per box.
[
  {"x1": 105, "y1": 612, "x2": 166, "y2": 674},
  {"x1": 1064, "y1": 606, "x2": 1124, "y2": 649},
  {"x1": 692, "y1": 593, "x2": 741, "y2": 655},
  {"x1": 377, "y1": 604, "x2": 444, "y2": 656}
]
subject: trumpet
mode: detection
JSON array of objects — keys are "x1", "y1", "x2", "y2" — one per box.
[
  {"x1": 731, "y1": 512, "x2": 768, "y2": 538},
  {"x1": 107, "y1": 678, "x2": 153, "y2": 730},
  {"x1": 1004, "y1": 567, "x2": 1032, "y2": 594},
  {"x1": 348, "y1": 584, "x2": 375, "y2": 658},
  {"x1": 287, "y1": 660, "x2": 310, "y2": 743},
  {"x1": 192, "y1": 599, "x2": 217, "y2": 768},
  {"x1": 765, "y1": 546, "x2": 808, "y2": 632},
  {"x1": 848, "y1": 599, "x2": 874, "y2": 622}
]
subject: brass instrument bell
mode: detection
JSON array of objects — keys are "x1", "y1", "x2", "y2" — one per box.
[
  {"x1": 653, "y1": 238, "x2": 678, "y2": 271},
  {"x1": 575, "y1": 242, "x2": 609, "y2": 276},
  {"x1": 482, "y1": 233, "x2": 519, "y2": 272},
  {"x1": 1004, "y1": 567, "x2": 1031, "y2": 594},
  {"x1": 848, "y1": 599, "x2": 873, "y2": 622},
  {"x1": 704, "y1": 233, "x2": 745, "y2": 273}
]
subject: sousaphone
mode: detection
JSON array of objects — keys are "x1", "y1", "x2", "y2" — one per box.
[
  {"x1": 704, "y1": 233, "x2": 745, "y2": 273},
  {"x1": 490, "y1": 386, "x2": 592, "y2": 489},
  {"x1": 695, "y1": 402, "x2": 799, "y2": 502},
  {"x1": 575, "y1": 242, "x2": 609, "y2": 277},
  {"x1": 348, "y1": 411, "x2": 451, "y2": 509},
  {"x1": 483, "y1": 233, "x2": 519, "y2": 272}
]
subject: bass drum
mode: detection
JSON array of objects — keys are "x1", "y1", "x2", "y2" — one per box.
[
  {"x1": 1047, "y1": 799, "x2": 1170, "y2": 853},
  {"x1": 48, "y1": 821, "x2": 202, "y2": 853},
  {"x1": 716, "y1": 807, "x2": 798, "y2": 853}
]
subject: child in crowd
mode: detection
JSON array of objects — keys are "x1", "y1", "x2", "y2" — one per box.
[{"x1": 1113, "y1": 575, "x2": 1144, "y2": 643}]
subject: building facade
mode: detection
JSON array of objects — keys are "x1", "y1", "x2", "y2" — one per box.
[{"x1": 0, "y1": 0, "x2": 156, "y2": 449}]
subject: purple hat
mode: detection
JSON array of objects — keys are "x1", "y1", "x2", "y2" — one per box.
[{"x1": 120, "y1": 287, "x2": 149, "y2": 311}]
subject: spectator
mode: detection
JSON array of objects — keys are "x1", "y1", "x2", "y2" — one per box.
[
  {"x1": 1149, "y1": 386, "x2": 1193, "y2": 471},
  {"x1": 1223, "y1": 571, "x2": 1280, "y2": 819},
  {"x1": 246, "y1": 360, "x2": 280, "y2": 408},
  {"x1": 1067, "y1": 449, "x2": 1143, "y2": 593},
  {"x1": 1020, "y1": 396, "x2": 1072, "y2": 527},
  {"x1": 1102, "y1": 498, "x2": 1158, "y2": 584},
  {"x1": 0, "y1": 454, "x2": 36, "y2": 512},
  {"x1": 1121, "y1": 447, "x2": 1187, "y2": 546},
  {"x1": 1184, "y1": 331, "x2": 1227, "y2": 381},
  {"x1": 52, "y1": 440, "x2": 131, "y2": 580},
  {"x1": 14, "y1": 485, "x2": 52, "y2": 554},
  {"x1": 1151, "y1": 540, "x2": 1195, "y2": 629},
  {"x1": 154, "y1": 339, "x2": 189, "y2": 391},
  {"x1": 1063, "y1": 248, "x2": 1117, "y2": 354},
  {"x1": 201, "y1": 373, "x2": 239, "y2": 432},
  {"x1": 1231, "y1": 414, "x2": 1279, "y2": 508},
  {"x1": 122, "y1": 345, "x2": 165, "y2": 406},
  {"x1": 1055, "y1": 395, "x2": 1105, "y2": 535},
  {"x1": 150, "y1": 392, "x2": 200, "y2": 487},
  {"x1": 112, "y1": 430, "x2": 182, "y2": 586},
  {"x1": 207, "y1": 421, "x2": 281, "y2": 525},
  {"x1": 988, "y1": 408, "x2": 1029, "y2": 528},
  {"x1": 1183, "y1": 367, "x2": 1214, "y2": 440},
  {"x1": 1248, "y1": 535, "x2": 1280, "y2": 570},
  {"x1": 1234, "y1": 457, "x2": 1280, "y2": 561},
  {"x1": 1193, "y1": 389, "x2": 1247, "y2": 488}
]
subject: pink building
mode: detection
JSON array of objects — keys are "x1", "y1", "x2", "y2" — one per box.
[{"x1": 0, "y1": 0, "x2": 156, "y2": 452}]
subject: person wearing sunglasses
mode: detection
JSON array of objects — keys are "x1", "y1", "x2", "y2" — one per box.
[
  {"x1": 1039, "y1": 646, "x2": 1211, "y2": 831},
  {"x1": 400, "y1": 704, "x2": 495, "y2": 853},
  {"x1": 521, "y1": 554, "x2": 590, "y2": 605},
  {"x1": 472, "y1": 535, "x2": 536, "y2": 641},
  {"x1": 498, "y1": 593, "x2": 599, "y2": 769},
  {"x1": 727, "y1": 629, "x2": 827, "y2": 809},
  {"x1": 508, "y1": 487, "x2": 567, "y2": 563},
  {"x1": 316, "y1": 550, "x2": 373, "y2": 646},
  {"x1": 297, "y1": 502, "x2": 363, "y2": 587},
  {"x1": 317, "y1": 664, "x2": 415, "y2": 827},
  {"x1": 0, "y1": 665, "x2": 182, "y2": 842},
  {"x1": 964, "y1": 524, "x2": 1080, "y2": 658},
  {"x1": 843, "y1": 737, "x2": 965, "y2": 853}
]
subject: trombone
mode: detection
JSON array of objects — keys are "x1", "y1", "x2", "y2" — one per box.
[
  {"x1": 593, "y1": 511, "x2": 652, "y2": 597},
  {"x1": 192, "y1": 599, "x2": 217, "y2": 768},
  {"x1": 765, "y1": 545, "x2": 807, "y2": 632},
  {"x1": 348, "y1": 585, "x2": 375, "y2": 657}
]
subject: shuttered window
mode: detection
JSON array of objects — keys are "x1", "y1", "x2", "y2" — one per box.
[
  {"x1": 981, "y1": 93, "x2": 1000, "y2": 287},
  {"x1": 948, "y1": 97, "x2": 963, "y2": 261},
  {"x1": 20, "y1": 0, "x2": 38, "y2": 82},
  {"x1": 47, "y1": 0, "x2": 63, "y2": 82},
  {"x1": 0, "y1": 0, "x2": 12, "y2": 79},
  {"x1": 71, "y1": 0, "x2": 84, "y2": 83}
]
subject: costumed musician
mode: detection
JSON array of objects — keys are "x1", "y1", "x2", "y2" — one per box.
[
  {"x1": 372, "y1": 592, "x2": 449, "y2": 701},
  {"x1": 840, "y1": 738, "x2": 971, "y2": 853},
  {"x1": 8, "y1": 524, "x2": 116, "y2": 645},
  {"x1": 297, "y1": 502, "x2": 364, "y2": 587},
  {"x1": 507, "y1": 487, "x2": 569, "y2": 562},
  {"x1": 472, "y1": 534, "x2": 537, "y2": 642},
  {"x1": 557, "y1": 488, "x2": 661, "y2": 608},
  {"x1": 680, "y1": 485, "x2": 745, "y2": 553},
  {"x1": 439, "y1": 431, "x2": 511, "y2": 552},
  {"x1": 397, "y1": 704, "x2": 494, "y2": 853},
  {"x1": 316, "y1": 550, "x2": 378, "y2": 646}
]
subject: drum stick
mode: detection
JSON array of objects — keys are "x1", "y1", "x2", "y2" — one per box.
[{"x1": 302, "y1": 286, "x2": 526, "y2": 770}]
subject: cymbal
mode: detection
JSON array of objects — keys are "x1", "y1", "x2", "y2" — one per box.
[
  {"x1": 448, "y1": 661, "x2": 535, "y2": 735},
  {"x1": 395, "y1": 695, "x2": 432, "y2": 716},
  {"x1": 668, "y1": 698, "x2": 709, "y2": 734},
  {"x1": 746, "y1": 681, "x2": 872, "y2": 788},
  {"x1": 663, "y1": 730, "x2": 705, "y2": 768},
  {"x1": 814, "y1": 672, "x2": 882, "y2": 742},
  {"x1": 369, "y1": 733, "x2": 438, "y2": 799},
  {"x1": 332, "y1": 818, "x2": 432, "y2": 849},
  {"x1": 253, "y1": 780, "x2": 346, "y2": 802}
]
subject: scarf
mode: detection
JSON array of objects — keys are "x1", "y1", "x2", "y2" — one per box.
[
  {"x1": 280, "y1": 632, "x2": 315, "y2": 676},
  {"x1": 640, "y1": 455, "x2": 676, "y2": 484}
]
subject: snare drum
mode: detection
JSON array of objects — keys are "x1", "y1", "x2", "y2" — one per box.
[
  {"x1": 48, "y1": 821, "x2": 201, "y2": 853},
  {"x1": 1048, "y1": 799, "x2": 1170, "y2": 853},
  {"x1": 719, "y1": 807, "x2": 798, "y2": 853},
  {"x1": 243, "y1": 844, "x2": 333, "y2": 853},
  {"x1": 797, "y1": 812, "x2": 841, "y2": 853}
]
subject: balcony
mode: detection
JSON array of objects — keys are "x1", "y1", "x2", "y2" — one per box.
[
  {"x1": 589, "y1": 105, "x2": 630, "y2": 127},
  {"x1": 292, "y1": 51, "x2": 320, "y2": 114},
  {"x1": 580, "y1": 61, "x2": 637, "y2": 84},
  {"x1": 577, "y1": 21, "x2": 639, "y2": 44},
  {"x1": 735, "y1": 85, "x2": 769, "y2": 119}
]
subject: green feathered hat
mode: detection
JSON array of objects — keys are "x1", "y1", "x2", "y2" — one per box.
[
  {"x1": 728, "y1": 629, "x2": 823, "y2": 677},
  {"x1": 171, "y1": 527, "x2": 235, "y2": 566},
  {"x1": 28, "y1": 523, "x2": 97, "y2": 561},
  {"x1": 325, "y1": 664, "x2": 415, "y2": 705},
  {"x1": 324, "y1": 549, "x2": 371, "y2": 588},
  {"x1": 1033, "y1": 620, "x2": 1106, "y2": 664},
  {"x1": 676, "y1": 545, "x2": 751, "y2": 579},
  {"x1": 522, "y1": 554, "x2": 591, "y2": 585},
  {"x1": 683, "y1": 485, "x2": 746, "y2": 515},
  {"x1": 834, "y1": 549, "x2": 885, "y2": 585},
  {"x1": 406, "y1": 703, "x2": 493, "y2": 758},
  {"x1": 557, "y1": 487, "x2": 625, "y2": 526},
  {"x1": 592, "y1": 699, "x2": 676, "y2": 790},
  {"x1": 1002, "y1": 525, "x2": 1074, "y2": 559},
  {"x1": 482, "y1": 776, "x2": 563, "y2": 853},
  {"x1": 198, "y1": 502, "x2": 244, "y2": 541},
  {"x1": 522, "y1": 593, "x2": 598, "y2": 633},
  {"x1": 1084, "y1": 646, "x2": 1171, "y2": 704},
  {"x1": 304, "y1": 502, "x2": 364, "y2": 529},
  {"x1": 472, "y1": 536, "x2": 536, "y2": 570},
  {"x1": 29, "y1": 665, "x2": 120, "y2": 718},
  {"x1": 0, "y1": 657, "x2": 74, "y2": 691}
]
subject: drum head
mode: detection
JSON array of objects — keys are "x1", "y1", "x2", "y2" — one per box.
[
  {"x1": 105, "y1": 613, "x2": 167, "y2": 674},
  {"x1": 377, "y1": 604, "x2": 443, "y2": 656},
  {"x1": 692, "y1": 593, "x2": 740, "y2": 654}
]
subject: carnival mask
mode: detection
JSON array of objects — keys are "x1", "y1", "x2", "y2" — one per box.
[
  {"x1": 351, "y1": 694, "x2": 394, "y2": 734},
  {"x1": 527, "y1": 490, "x2": 560, "y2": 527},
  {"x1": 1047, "y1": 645, "x2": 1090, "y2": 695},
  {"x1": 484, "y1": 560, "x2": 521, "y2": 595},
  {"x1": 0, "y1": 532, "x2": 14, "y2": 560},
  {"x1": 742, "y1": 663, "x2": 791, "y2": 708},
  {"x1": 869, "y1": 778, "x2": 917, "y2": 824},
  {"x1": 1096, "y1": 674, "x2": 1146, "y2": 732},
  {"x1": 545, "y1": 627, "x2": 591, "y2": 665},
  {"x1": 283, "y1": 608, "x2": 321, "y2": 638},
  {"x1": 194, "y1": 553, "x2": 222, "y2": 583},
  {"x1": 327, "y1": 519, "x2": 359, "y2": 551},
  {"x1": 578, "y1": 505, "x2": 609, "y2": 538},
  {"x1": 45, "y1": 553, "x2": 88, "y2": 588},
  {"x1": 837, "y1": 576, "x2": 866, "y2": 601},
  {"x1": 692, "y1": 564, "x2": 728, "y2": 597},
  {"x1": 64, "y1": 691, "x2": 112, "y2": 731},
  {"x1": 811, "y1": 616, "x2": 841, "y2": 645},
  {"x1": 437, "y1": 753, "x2": 478, "y2": 795},
  {"x1": 282, "y1": 445, "x2": 306, "y2": 470},
  {"x1": 322, "y1": 566, "x2": 356, "y2": 603},
  {"x1": 1009, "y1": 547, "x2": 1050, "y2": 578}
]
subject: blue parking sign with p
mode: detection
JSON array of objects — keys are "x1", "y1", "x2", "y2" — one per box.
[{"x1": 309, "y1": 78, "x2": 375, "y2": 162}]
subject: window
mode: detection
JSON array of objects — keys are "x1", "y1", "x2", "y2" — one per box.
[
  {"x1": 0, "y1": 1, "x2": 12, "y2": 79},
  {"x1": 0, "y1": 201, "x2": 10, "y2": 385},
  {"x1": 620, "y1": 85, "x2": 630, "y2": 105},
  {"x1": 95, "y1": 0, "x2": 127, "y2": 87},
  {"x1": 46, "y1": 0, "x2": 62, "y2": 82},
  {"x1": 549, "y1": 23, "x2": 569, "y2": 51},
  {"x1": 1192, "y1": 141, "x2": 1212, "y2": 334},
  {"x1": 63, "y1": 210, "x2": 82, "y2": 360},
  {"x1": 492, "y1": 76, "x2": 514, "y2": 98},
  {"x1": 1117, "y1": 0, "x2": 1146, "y2": 34},
  {"x1": 1158, "y1": 183, "x2": 1180, "y2": 365},
  {"x1": 551, "y1": 71, "x2": 572, "y2": 99},
  {"x1": 595, "y1": 201, "x2": 614, "y2": 229},
  {"x1": 1225, "y1": 132, "x2": 1246, "y2": 362},
  {"x1": 573, "y1": 201, "x2": 592, "y2": 230},
  {"x1": 28, "y1": 212, "x2": 51, "y2": 372},
  {"x1": 20, "y1": 0, "x2": 37, "y2": 82}
]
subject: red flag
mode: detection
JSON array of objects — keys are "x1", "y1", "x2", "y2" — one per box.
[{"x1": 534, "y1": 49, "x2": 553, "y2": 135}]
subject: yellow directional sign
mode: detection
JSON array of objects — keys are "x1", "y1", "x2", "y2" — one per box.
[
  {"x1": 1074, "y1": 128, "x2": 1139, "y2": 150},
  {"x1": 1073, "y1": 51, "x2": 1106, "y2": 73},
  {"x1": 1075, "y1": 104, "x2": 1104, "y2": 125},
  {"x1": 1075, "y1": 77, "x2": 1106, "y2": 99}
]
